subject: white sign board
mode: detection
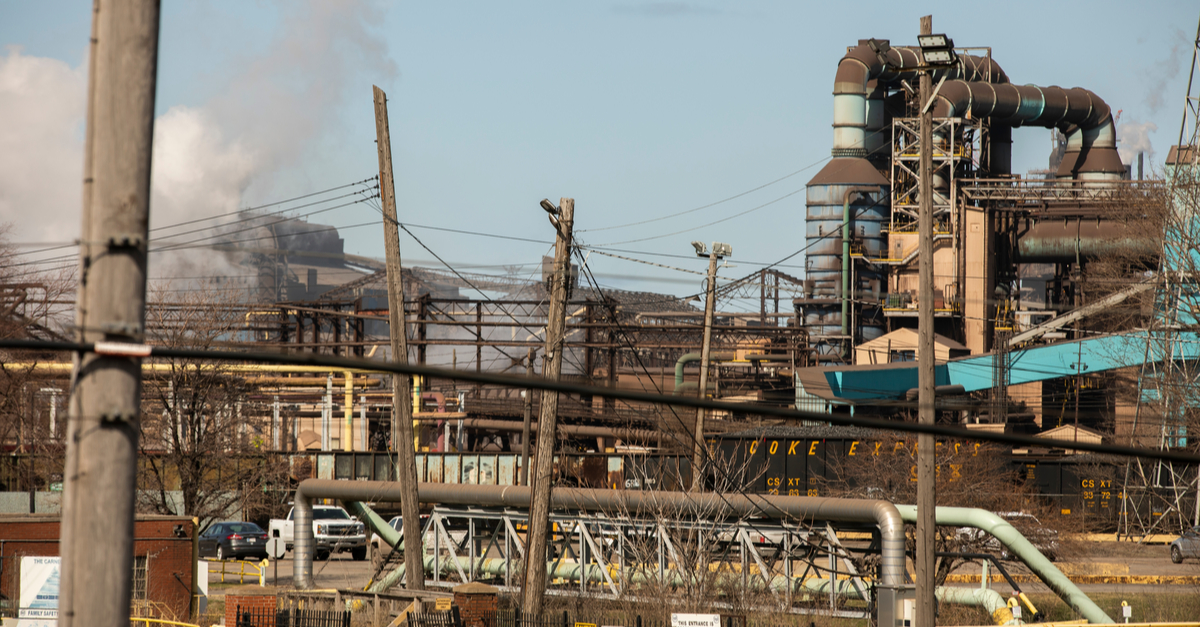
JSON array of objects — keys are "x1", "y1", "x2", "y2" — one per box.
[
  {"x1": 18, "y1": 556, "x2": 60, "y2": 626},
  {"x1": 671, "y1": 614, "x2": 720, "y2": 627}
]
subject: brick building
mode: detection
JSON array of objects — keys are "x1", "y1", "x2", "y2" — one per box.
[{"x1": 0, "y1": 515, "x2": 195, "y2": 622}]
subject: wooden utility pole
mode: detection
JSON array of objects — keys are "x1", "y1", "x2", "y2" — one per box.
[
  {"x1": 522, "y1": 197, "x2": 574, "y2": 615},
  {"x1": 916, "y1": 13, "x2": 938, "y2": 627},
  {"x1": 60, "y1": 2, "x2": 160, "y2": 626},
  {"x1": 372, "y1": 85, "x2": 425, "y2": 592},
  {"x1": 691, "y1": 246, "x2": 723, "y2": 491},
  {"x1": 521, "y1": 347, "x2": 535, "y2": 486}
]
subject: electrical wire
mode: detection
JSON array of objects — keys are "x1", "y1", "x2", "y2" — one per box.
[
  {"x1": 3, "y1": 337, "x2": 1192, "y2": 459},
  {"x1": 577, "y1": 156, "x2": 830, "y2": 233}
]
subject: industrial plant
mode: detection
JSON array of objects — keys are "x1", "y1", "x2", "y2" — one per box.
[{"x1": 3, "y1": 11, "x2": 1200, "y2": 627}]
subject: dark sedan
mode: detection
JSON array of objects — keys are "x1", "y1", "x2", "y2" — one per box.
[{"x1": 199, "y1": 522, "x2": 269, "y2": 561}]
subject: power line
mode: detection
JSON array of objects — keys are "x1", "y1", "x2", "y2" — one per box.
[
  {"x1": 2, "y1": 339, "x2": 1193, "y2": 462},
  {"x1": 577, "y1": 156, "x2": 830, "y2": 233}
]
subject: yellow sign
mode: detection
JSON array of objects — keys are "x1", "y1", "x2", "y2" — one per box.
[
  {"x1": 436, "y1": 598, "x2": 453, "y2": 611},
  {"x1": 575, "y1": 623, "x2": 597, "y2": 627}
]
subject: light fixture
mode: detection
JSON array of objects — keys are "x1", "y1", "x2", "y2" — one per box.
[
  {"x1": 917, "y1": 34, "x2": 950, "y2": 48},
  {"x1": 922, "y1": 49, "x2": 955, "y2": 64},
  {"x1": 712, "y1": 242, "x2": 733, "y2": 258},
  {"x1": 691, "y1": 241, "x2": 707, "y2": 256},
  {"x1": 917, "y1": 33, "x2": 957, "y2": 66},
  {"x1": 539, "y1": 199, "x2": 558, "y2": 215},
  {"x1": 867, "y1": 38, "x2": 891, "y2": 66}
]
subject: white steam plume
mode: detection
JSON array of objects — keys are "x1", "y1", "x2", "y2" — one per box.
[
  {"x1": 0, "y1": 47, "x2": 87, "y2": 245},
  {"x1": 1117, "y1": 120, "x2": 1157, "y2": 167},
  {"x1": 0, "y1": 1, "x2": 397, "y2": 295}
]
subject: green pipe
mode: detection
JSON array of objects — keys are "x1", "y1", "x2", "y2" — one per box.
[
  {"x1": 895, "y1": 505, "x2": 1111, "y2": 624},
  {"x1": 674, "y1": 351, "x2": 736, "y2": 395},
  {"x1": 840, "y1": 186, "x2": 874, "y2": 349},
  {"x1": 936, "y1": 586, "x2": 1019, "y2": 626},
  {"x1": 841, "y1": 191, "x2": 852, "y2": 339}
]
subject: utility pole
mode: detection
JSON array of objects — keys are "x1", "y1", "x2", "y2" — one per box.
[
  {"x1": 60, "y1": 2, "x2": 160, "y2": 626},
  {"x1": 523, "y1": 197, "x2": 574, "y2": 616},
  {"x1": 372, "y1": 85, "x2": 425, "y2": 592},
  {"x1": 691, "y1": 241, "x2": 731, "y2": 491},
  {"x1": 916, "y1": 13, "x2": 938, "y2": 627},
  {"x1": 521, "y1": 347, "x2": 535, "y2": 486}
]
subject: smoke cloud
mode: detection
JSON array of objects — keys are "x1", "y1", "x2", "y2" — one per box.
[
  {"x1": 0, "y1": 47, "x2": 87, "y2": 245},
  {"x1": 1143, "y1": 28, "x2": 1187, "y2": 114},
  {"x1": 1117, "y1": 120, "x2": 1158, "y2": 167},
  {"x1": 0, "y1": 0, "x2": 396, "y2": 286}
]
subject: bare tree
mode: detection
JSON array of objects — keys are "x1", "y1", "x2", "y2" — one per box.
[
  {"x1": 0, "y1": 222, "x2": 74, "y2": 493},
  {"x1": 819, "y1": 434, "x2": 1047, "y2": 584},
  {"x1": 137, "y1": 280, "x2": 286, "y2": 526}
]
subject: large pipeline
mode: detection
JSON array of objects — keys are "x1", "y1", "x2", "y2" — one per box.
[
  {"x1": 832, "y1": 41, "x2": 1008, "y2": 159},
  {"x1": 292, "y1": 480, "x2": 906, "y2": 591},
  {"x1": 894, "y1": 505, "x2": 1113, "y2": 624},
  {"x1": 929, "y1": 81, "x2": 1124, "y2": 181},
  {"x1": 1016, "y1": 218, "x2": 1159, "y2": 263},
  {"x1": 356, "y1": 500, "x2": 1017, "y2": 626}
]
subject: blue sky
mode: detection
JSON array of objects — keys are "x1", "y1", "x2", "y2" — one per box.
[{"x1": 1, "y1": 1, "x2": 1196, "y2": 301}]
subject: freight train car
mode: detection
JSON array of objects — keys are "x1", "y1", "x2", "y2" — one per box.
[{"x1": 304, "y1": 426, "x2": 1188, "y2": 532}]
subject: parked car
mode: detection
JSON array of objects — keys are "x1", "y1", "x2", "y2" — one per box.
[
  {"x1": 1170, "y1": 525, "x2": 1200, "y2": 563},
  {"x1": 199, "y1": 521, "x2": 269, "y2": 561}
]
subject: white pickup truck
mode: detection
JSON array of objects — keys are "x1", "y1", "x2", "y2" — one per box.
[{"x1": 268, "y1": 505, "x2": 368, "y2": 561}]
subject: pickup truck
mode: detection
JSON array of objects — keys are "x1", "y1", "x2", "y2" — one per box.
[{"x1": 268, "y1": 505, "x2": 368, "y2": 561}]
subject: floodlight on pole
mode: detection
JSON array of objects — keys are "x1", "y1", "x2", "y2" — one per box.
[
  {"x1": 540, "y1": 199, "x2": 559, "y2": 215},
  {"x1": 917, "y1": 34, "x2": 950, "y2": 48},
  {"x1": 917, "y1": 33, "x2": 957, "y2": 66},
  {"x1": 690, "y1": 239, "x2": 731, "y2": 491}
]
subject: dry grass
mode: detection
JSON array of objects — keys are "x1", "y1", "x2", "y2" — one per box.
[{"x1": 1026, "y1": 591, "x2": 1200, "y2": 623}]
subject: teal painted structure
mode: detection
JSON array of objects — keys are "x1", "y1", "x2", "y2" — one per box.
[{"x1": 802, "y1": 330, "x2": 1200, "y2": 403}]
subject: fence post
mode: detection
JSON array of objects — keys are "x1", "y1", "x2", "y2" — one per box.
[{"x1": 562, "y1": 609, "x2": 569, "y2": 627}]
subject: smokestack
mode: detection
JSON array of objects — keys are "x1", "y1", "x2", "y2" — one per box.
[{"x1": 1138, "y1": 151, "x2": 1144, "y2": 181}]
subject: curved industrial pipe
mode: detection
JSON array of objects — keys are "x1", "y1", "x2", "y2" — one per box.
[
  {"x1": 894, "y1": 504, "x2": 1113, "y2": 624},
  {"x1": 674, "y1": 351, "x2": 737, "y2": 394},
  {"x1": 293, "y1": 480, "x2": 906, "y2": 590},
  {"x1": 833, "y1": 41, "x2": 1008, "y2": 157},
  {"x1": 420, "y1": 392, "x2": 446, "y2": 412},
  {"x1": 929, "y1": 81, "x2": 1124, "y2": 181}
]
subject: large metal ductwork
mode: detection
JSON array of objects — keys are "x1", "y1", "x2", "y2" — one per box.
[
  {"x1": 802, "y1": 42, "x2": 1013, "y2": 365},
  {"x1": 928, "y1": 81, "x2": 1125, "y2": 182},
  {"x1": 894, "y1": 504, "x2": 1113, "y2": 625},
  {"x1": 832, "y1": 41, "x2": 1008, "y2": 159},
  {"x1": 1016, "y1": 218, "x2": 1159, "y2": 263},
  {"x1": 801, "y1": 172, "x2": 887, "y2": 363},
  {"x1": 291, "y1": 480, "x2": 907, "y2": 591}
]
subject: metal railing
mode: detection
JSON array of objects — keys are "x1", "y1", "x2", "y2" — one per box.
[
  {"x1": 129, "y1": 619, "x2": 201, "y2": 627},
  {"x1": 210, "y1": 557, "x2": 269, "y2": 585}
]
